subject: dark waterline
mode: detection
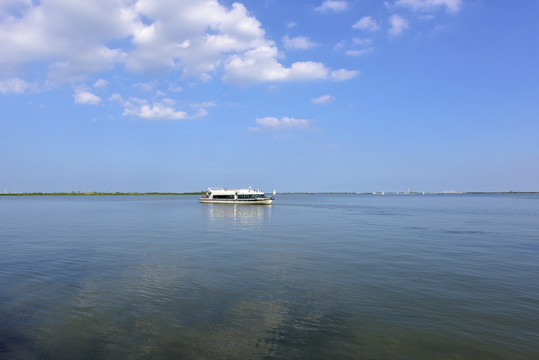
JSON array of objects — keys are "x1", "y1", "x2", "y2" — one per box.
[{"x1": 1, "y1": 194, "x2": 538, "y2": 359}]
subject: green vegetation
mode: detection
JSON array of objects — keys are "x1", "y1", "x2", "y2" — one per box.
[{"x1": 0, "y1": 191, "x2": 204, "y2": 196}]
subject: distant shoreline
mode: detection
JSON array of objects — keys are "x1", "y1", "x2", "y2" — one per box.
[
  {"x1": 1, "y1": 191, "x2": 538, "y2": 196},
  {"x1": 0, "y1": 192, "x2": 204, "y2": 196},
  {"x1": 280, "y1": 192, "x2": 539, "y2": 195}
]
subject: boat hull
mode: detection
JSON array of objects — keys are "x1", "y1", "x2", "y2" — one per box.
[{"x1": 199, "y1": 198, "x2": 273, "y2": 205}]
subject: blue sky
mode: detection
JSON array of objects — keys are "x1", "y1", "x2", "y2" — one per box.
[{"x1": 1, "y1": 0, "x2": 538, "y2": 193}]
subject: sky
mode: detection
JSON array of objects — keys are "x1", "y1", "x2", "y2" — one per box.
[{"x1": 1, "y1": 0, "x2": 538, "y2": 193}]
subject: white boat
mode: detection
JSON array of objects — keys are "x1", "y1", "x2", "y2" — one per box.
[{"x1": 199, "y1": 187, "x2": 274, "y2": 205}]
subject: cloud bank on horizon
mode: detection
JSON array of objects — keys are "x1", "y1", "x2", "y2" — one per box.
[{"x1": 1, "y1": 0, "x2": 462, "y2": 122}]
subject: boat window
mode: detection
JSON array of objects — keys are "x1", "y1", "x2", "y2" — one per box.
[{"x1": 213, "y1": 195, "x2": 234, "y2": 199}]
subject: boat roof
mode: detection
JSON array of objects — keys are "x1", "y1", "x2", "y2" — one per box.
[{"x1": 208, "y1": 187, "x2": 265, "y2": 195}]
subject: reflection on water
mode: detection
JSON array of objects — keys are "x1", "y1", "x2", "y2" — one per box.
[
  {"x1": 203, "y1": 203, "x2": 272, "y2": 227},
  {"x1": 1, "y1": 195, "x2": 538, "y2": 359}
]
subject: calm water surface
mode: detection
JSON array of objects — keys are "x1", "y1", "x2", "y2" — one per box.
[{"x1": 1, "y1": 194, "x2": 538, "y2": 359}]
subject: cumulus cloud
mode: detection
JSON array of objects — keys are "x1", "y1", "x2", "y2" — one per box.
[
  {"x1": 111, "y1": 94, "x2": 209, "y2": 120},
  {"x1": 46, "y1": 47, "x2": 126, "y2": 84},
  {"x1": 0, "y1": 0, "x2": 132, "y2": 83},
  {"x1": 288, "y1": 62, "x2": 331, "y2": 81},
  {"x1": 126, "y1": 1, "x2": 269, "y2": 78},
  {"x1": 254, "y1": 116, "x2": 312, "y2": 131},
  {"x1": 388, "y1": 14, "x2": 410, "y2": 36},
  {"x1": 109, "y1": 93, "x2": 124, "y2": 103},
  {"x1": 73, "y1": 90, "x2": 102, "y2": 105},
  {"x1": 0, "y1": 78, "x2": 33, "y2": 94},
  {"x1": 330, "y1": 69, "x2": 359, "y2": 81},
  {"x1": 311, "y1": 94, "x2": 335, "y2": 104},
  {"x1": 353, "y1": 16, "x2": 380, "y2": 31},
  {"x1": 93, "y1": 78, "x2": 108, "y2": 89},
  {"x1": 0, "y1": 0, "x2": 356, "y2": 87},
  {"x1": 394, "y1": 0, "x2": 462, "y2": 13},
  {"x1": 315, "y1": 1, "x2": 348, "y2": 13},
  {"x1": 122, "y1": 98, "x2": 188, "y2": 120},
  {"x1": 283, "y1": 35, "x2": 317, "y2": 50},
  {"x1": 223, "y1": 45, "x2": 357, "y2": 84}
]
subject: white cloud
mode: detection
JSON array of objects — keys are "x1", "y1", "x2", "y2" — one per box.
[
  {"x1": 353, "y1": 37, "x2": 373, "y2": 46},
  {"x1": 122, "y1": 98, "x2": 188, "y2": 120},
  {"x1": 315, "y1": 1, "x2": 348, "y2": 13},
  {"x1": 192, "y1": 108, "x2": 208, "y2": 118},
  {"x1": 0, "y1": 0, "x2": 133, "y2": 83},
  {"x1": 288, "y1": 61, "x2": 331, "y2": 81},
  {"x1": 223, "y1": 45, "x2": 352, "y2": 84},
  {"x1": 169, "y1": 85, "x2": 183, "y2": 92},
  {"x1": 311, "y1": 94, "x2": 335, "y2": 104},
  {"x1": 254, "y1": 116, "x2": 312, "y2": 131},
  {"x1": 333, "y1": 41, "x2": 345, "y2": 51},
  {"x1": 330, "y1": 69, "x2": 359, "y2": 81},
  {"x1": 0, "y1": 0, "x2": 356, "y2": 87},
  {"x1": 353, "y1": 16, "x2": 380, "y2": 31},
  {"x1": 0, "y1": 0, "x2": 32, "y2": 18},
  {"x1": 283, "y1": 35, "x2": 317, "y2": 50},
  {"x1": 73, "y1": 90, "x2": 102, "y2": 105},
  {"x1": 93, "y1": 78, "x2": 108, "y2": 89},
  {"x1": 0, "y1": 78, "x2": 33, "y2": 94},
  {"x1": 46, "y1": 47, "x2": 126, "y2": 84},
  {"x1": 114, "y1": 96, "x2": 210, "y2": 120},
  {"x1": 388, "y1": 14, "x2": 410, "y2": 36},
  {"x1": 126, "y1": 1, "x2": 270, "y2": 79},
  {"x1": 394, "y1": 0, "x2": 462, "y2": 13},
  {"x1": 346, "y1": 48, "x2": 375, "y2": 56},
  {"x1": 190, "y1": 101, "x2": 216, "y2": 108},
  {"x1": 109, "y1": 93, "x2": 124, "y2": 103},
  {"x1": 132, "y1": 81, "x2": 156, "y2": 92},
  {"x1": 339, "y1": 37, "x2": 374, "y2": 58}
]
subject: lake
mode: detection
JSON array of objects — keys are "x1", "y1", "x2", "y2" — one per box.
[{"x1": 1, "y1": 194, "x2": 538, "y2": 359}]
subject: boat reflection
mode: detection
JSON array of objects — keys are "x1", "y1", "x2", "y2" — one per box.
[{"x1": 203, "y1": 203, "x2": 272, "y2": 227}]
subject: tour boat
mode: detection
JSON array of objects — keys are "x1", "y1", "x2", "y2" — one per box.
[{"x1": 199, "y1": 187, "x2": 274, "y2": 205}]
